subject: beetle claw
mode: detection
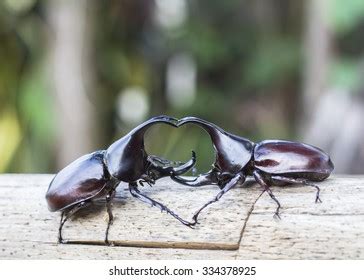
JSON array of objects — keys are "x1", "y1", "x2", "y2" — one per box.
[
  {"x1": 273, "y1": 213, "x2": 281, "y2": 220},
  {"x1": 105, "y1": 240, "x2": 115, "y2": 246},
  {"x1": 182, "y1": 219, "x2": 197, "y2": 228}
]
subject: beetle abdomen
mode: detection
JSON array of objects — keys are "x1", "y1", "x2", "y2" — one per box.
[
  {"x1": 46, "y1": 151, "x2": 109, "y2": 212},
  {"x1": 253, "y1": 140, "x2": 334, "y2": 177}
]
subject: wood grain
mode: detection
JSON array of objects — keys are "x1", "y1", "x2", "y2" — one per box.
[
  {"x1": 0, "y1": 174, "x2": 362, "y2": 259},
  {"x1": 237, "y1": 176, "x2": 364, "y2": 259}
]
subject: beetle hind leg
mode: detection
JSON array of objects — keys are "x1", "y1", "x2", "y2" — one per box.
[
  {"x1": 309, "y1": 184, "x2": 322, "y2": 203},
  {"x1": 270, "y1": 175, "x2": 322, "y2": 203},
  {"x1": 264, "y1": 187, "x2": 281, "y2": 219},
  {"x1": 58, "y1": 212, "x2": 65, "y2": 243},
  {"x1": 58, "y1": 201, "x2": 88, "y2": 244}
]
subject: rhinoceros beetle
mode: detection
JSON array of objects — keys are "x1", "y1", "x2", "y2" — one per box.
[
  {"x1": 46, "y1": 116, "x2": 196, "y2": 244},
  {"x1": 172, "y1": 117, "x2": 334, "y2": 225}
]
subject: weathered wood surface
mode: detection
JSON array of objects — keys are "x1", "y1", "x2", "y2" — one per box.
[{"x1": 0, "y1": 174, "x2": 363, "y2": 259}]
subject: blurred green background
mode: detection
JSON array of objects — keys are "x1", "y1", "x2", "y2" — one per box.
[{"x1": 1, "y1": 0, "x2": 364, "y2": 174}]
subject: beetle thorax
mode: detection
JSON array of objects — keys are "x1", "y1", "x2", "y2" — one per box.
[{"x1": 105, "y1": 135, "x2": 146, "y2": 182}]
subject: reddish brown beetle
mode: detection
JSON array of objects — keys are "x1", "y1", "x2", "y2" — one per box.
[
  {"x1": 46, "y1": 116, "x2": 196, "y2": 244},
  {"x1": 172, "y1": 117, "x2": 334, "y2": 225}
]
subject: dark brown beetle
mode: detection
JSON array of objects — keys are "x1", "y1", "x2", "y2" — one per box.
[
  {"x1": 172, "y1": 117, "x2": 334, "y2": 225},
  {"x1": 46, "y1": 116, "x2": 196, "y2": 244}
]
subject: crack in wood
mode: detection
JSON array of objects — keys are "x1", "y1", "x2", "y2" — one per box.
[
  {"x1": 235, "y1": 191, "x2": 264, "y2": 256},
  {"x1": 63, "y1": 240, "x2": 239, "y2": 250}
]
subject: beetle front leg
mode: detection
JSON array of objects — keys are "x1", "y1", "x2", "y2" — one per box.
[
  {"x1": 270, "y1": 175, "x2": 322, "y2": 203},
  {"x1": 128, "y1": 183, "x2": 193, "y2": 227},
  {"x1": 139, "y1": 174, "x2": 155, "y2": 187},
  {"x1": 190, "y1": 173, "x2": 244, "y2": 225},
  {"x1": 253, "y1": 170, "x2": 281, "y2": 219}
]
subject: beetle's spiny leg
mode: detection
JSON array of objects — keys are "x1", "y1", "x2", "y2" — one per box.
[
  {"x1": 270, "y1": 175, "x2": 322, "y2": 204},
  {"x1": 302, "y1": 181, "x2": 322, "y2": 203},
  {"x1": 310, "y1": 184, "x2": 322, "y2": 203},
  {"x1": 313, "y1": 186, "x2": 321, "y2": 202},
  {"x1": 105, "y1": 189, "x2": 116, "y2": 245},
  {"x1": 190, "y1": 174, "x2": 243, "y2": 225},
  {"x1": 253, "y1": 170, "x2": 282, "y2": 219},
  {"x1": 58, "y1": 211, "x2": 65, "y2": 243},
  {"x1": 58, "y1": 201, "x2": 88, "y2": 244},
  {"x1": 128, "y1": 183, "x2": 193, "y2": 227},
  {"x1": 265, "y1": 188, "x2": 281, "y2": 219}
]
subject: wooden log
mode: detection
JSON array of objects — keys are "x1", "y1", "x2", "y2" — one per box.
[
  {"x1": 0, "y1": 174, "x2": 362, "y2": 259},
  {"x1": 237, "y1": 176, "x2": 364, "y2": 259}
]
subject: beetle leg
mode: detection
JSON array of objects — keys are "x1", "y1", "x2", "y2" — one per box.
[
  {"x1": 270, "y1": 175, "x2": 322, "y2": 203},
  {"x1": 128, "y1": 183, "x2": 193, "y2": 228},
  {"x1": 105, "y1": 189, "x2": 116, "y2": 245},
  {"x1": 58, "y1": 201, "x2": 89, "y2": 244},
  {"x1": 253, "y1": 170, "x2": 281, "y2": 219},
  {"x1": 140, "y1": 174, "x2": 155, "y2": 187},
  {"x1": 58, "y1": 212, "x2": 65, "y2": 243},
  {"x1": 190, "y1": 173, "x2": 244, "y2": 225}
]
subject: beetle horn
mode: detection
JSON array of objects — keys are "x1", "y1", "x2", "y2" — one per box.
[
  {"x1": 147, "y1": 151, "x2": 196, "y2": 179},
  {"x1": 178, "y1": 117, "x2": 222, "y2": 140},
  {"x1": 126, "y1": 115, "x2": 179, "y2": 156},
  {"x1": 171, "y1": 151, "x2": 196, "y2": 175},
  {"x1": 171, "y1": 171, "x2": 218, "y2": 186},
  {"x1": 178, "y1": 117, "x2": 255, "y2": 173},
  {"x1": 129, "y1": 115, "x2": 178, "y2": 141},
  {"x1": 105, "y1": 116, "x2": 179, "y2": 181}
]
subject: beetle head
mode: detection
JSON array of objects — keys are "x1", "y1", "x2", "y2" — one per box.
[
  {"x1": 178, "y1": 117, "x2": 255, "y2": 178},
  {"x1": 145, "y1": 151, "x2": 196, "y2": 181}
]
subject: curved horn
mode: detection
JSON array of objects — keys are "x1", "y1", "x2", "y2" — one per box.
[
  {"x1": 178, "y1": 117, "x2": 255, "y2": 173},
  {"x1": 128, "y1": 115, "x2": 178, "y2": 141},
  {"x1": 171, "y1": 151, "x2": 196, "y2": 175},
  {"x1": 105, "y1": 116, "x2": 178, "y2": 181},
  {"x1": 146, "y1": 151, "x2": 197, "y2": 180}
]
